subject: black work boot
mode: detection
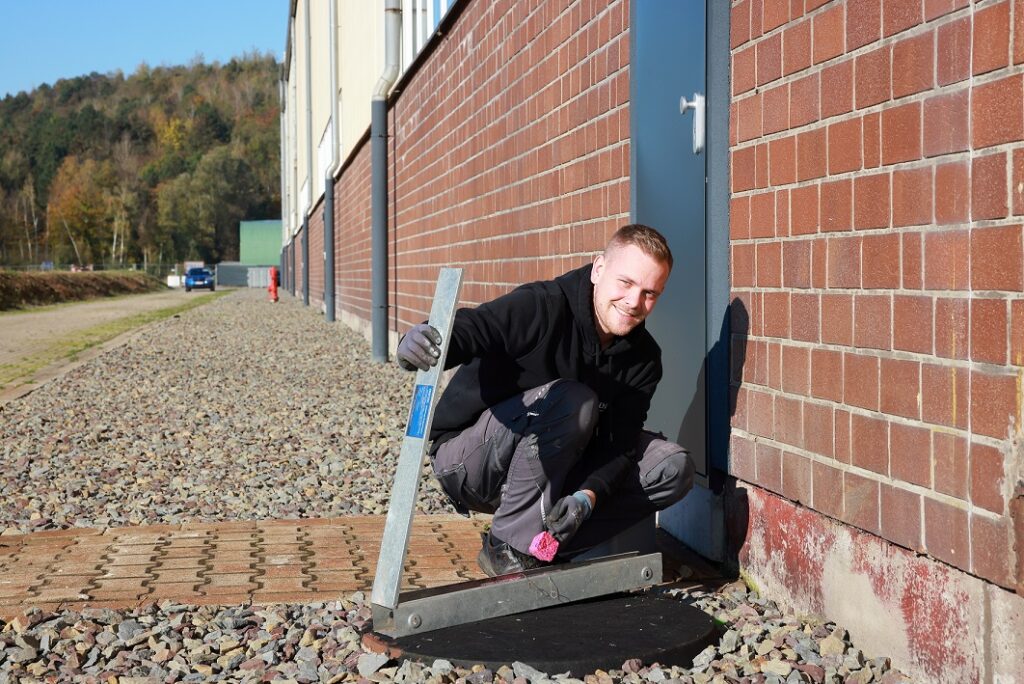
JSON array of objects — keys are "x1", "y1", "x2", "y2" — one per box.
[{"x1": 476, "y1": 532, "x2": 544, "y2": 577}]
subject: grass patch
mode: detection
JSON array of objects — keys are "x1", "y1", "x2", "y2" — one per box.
[
  {"x1": 0, "y1": 270, "x2": 166, "y2": 310},
  {"x1": 0, "y1": 290, "x2": 230, "y2": 390}
]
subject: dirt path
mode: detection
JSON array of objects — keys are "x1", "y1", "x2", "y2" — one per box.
[{"x1": 0, "y1": 288, "x2": 227, "y2": 400}]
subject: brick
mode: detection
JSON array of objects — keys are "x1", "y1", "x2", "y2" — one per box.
[
  {"x1": 937, "y1": 16, "x2": 971, "y2": 86},
  {"x1": 921, "y1": 362, "x2": 969, "y2": 429},
  {"x1": 854, "y1": 294, "x2": 892, "y2": 350},
  {"x1": 783, "y1": 20, "x2": 812, "y2": 75},
  {"x1": 935, "y1": 161, "x2": 970, "y2": 225},
  {"x1": 781, "y1": 344, "x2": 810, "y2": 395},
  {"x1": 731, "y1": 196, "x2": 751, "y2": 240},
  {"x1": 845, "y1": 472, "x2": 880, "y2": 534},
  {"x1": 844, "y1": 352, "x2": 880, "y2": 410},
  {"x1": 767, "y1": 341, "x2": 783, "y2": 389},
  {"x1": 811, "y1": 349, "x2": 843, "y2": 402},
  {"x1": 924, "y1": 498, "x2": 969, "y2": 568},
  {"x1": 813, "y1": 5, "x2": 845, "y2": 64},
  {"x1": 783, "y1": 241, "x2": 812, "y2": 289},
  {"x1": 892, "y1": 166, "x2": 932, "y2": 227},
  {"x1": 756, "y1": 442, "x2": 783, "y2": 493},
  {"x1": 971, "y1": 298, "x2": 1008, "y2": 364},
  {"x1": 201, "y1": 573, "x2": 258, "y2": 589},
  {"x1": 893, "y1": 294, "x2": 932, "y2": 353},
  {"x1": 881, "y1": 358, "x2": 920, "y2": 419},
  {"x1": 883, "y1": 0, "x2": 921, "y2": 37},
  {"x1": 890, "y1": 423, "x2": 932, "y2": 487},
  {"x1": 854, "y1": 173, "x2": 890, "y2": 230},
  {"x1": 971, "y1": 226, "x2": 1023, "y2": 292},
  {"x1": 973, "y1": 1, "x2": 1011, "y2": 75},
  {"x1": 925, "y1": 231, "x2": 969, "y2": 290},
  {"x1": 732, "y1": 0, "x2": 752, "y2": 48},
  {"x1": 763, "y1": 84, "x2": 790, "y2": 136},
  {"x1": 822, "y1": 293, "x2": 854, "y2": 345},
  {"x1": 923, "y1": 89, "x2": 969, "y2": 158},
  {"x1": 792, "y1": 292, "x2": 821, "y2": 342},
  {"x1": 973, "y1": 75, "x2": 1024, "y2": 150},
  {"x1": 836, "y1": 409, "x2": 852, "y2": 463},
  {"x1": 971, "y1": 370, "x2": 1019, "y2": 439},
  {"x1": 812, "y1": 237, "x2": 828, "y2": 288},
  {"x1": 1013, "y1": 299, "x2": 1024, "y2": 365},
  {"x1": 821, "y1": 60, "x2": 854, "y2": 119},
  {"x1": 970, "y1": 442, "x2": 1006, "y2": 514},
  {"x1": 757, "y1": 33, "x2": 783, "y2": 86},
  {"x1": 732, "y1": 147, "x2": 757, "y2": 192},
  {"x1": 734, "y1": 46, "x2": 757, "y2": 96},
  {"x1": 751, "y1": 192, "x2": 776, "y2": 238},
  {"x1": 749, "y1": 389, "x2": 776, "y2": 439},
  {"x1": 935, "y1": 297, "x2": 970, "y2": 360},
  {"x1": 738, "y1": 92, "x2": 764, "y2": 143},
  {"x1": 798, "y1": 129, "x2": 827, "y2": 182},
  {"x1": 731, "y1": 435, "x2": 756, "y2": 481},
  {"x1": 971, "y1": 515, "x2": 1015, "y2": 588},
  {"x1": 933, "y1": 430, "x2": 969, "y2": 499},
  {"x1": 782, "y1": 451, "x2": 813, "y2": 504},
  {"x1": 756, "y1": 142, "x2": 770, "y2": 189},
  {"x1": 827, "y1": 118, "x2": 862, "y2": 174},
  {"x1": 847, "y1": 0, "x2": 882, "y2": 51},
  {"x1": 1015, "y1": 149, "x2": 1024, "y2": 215},
  {"x1": 894, "y1": 31, "x2": 934, "y2": 99},
  {"x1": 925, "y1": 0, "x2": 968, "y2": 20},
  {"x1": 804, "y1": 401, "x2": 835, "y2": 458},
  {"x1": 862, "y1": 233, "x2": 901, "y2": 289},
  {"x1": 757, "y1": 242, "x2": 783, "y2": 287},
  {"x1": 863, "y1": 112, "x2": 881, "y2": 169},
  {"x1": 828, "y1": 235, "x2": 861, "y2": 288},
  {"x1": 881, "y1": 485, "x2": 922, "y2": 550},
  {"x1": 777, "y1": 396, "x2": 803, "y2": 448},
  {"x1": 881, "y1": 102, "x2": 922, "y2": 165},
  {"x1": 791, "y1": 184, "x2": 820, "y2": 234},
  {"x1": 852, "y1": 413, "x2": 890, "y2": 476},
  {"x1": 763, "y1": 0, "x2": 790, "y2": 31},
  {"x1": 972, "y1": 152, "x2": 1008, "y2": 221},
  {"x1": 734, "y1": 244, "x2": 755, "y2": 288},
  {"x1": 856, "y1": 47, "x2": 891, "y2": 109},
  {"x1": 902, "y1": 231, "x2": 922, "y2": 289},
  {"x1": 790, "y1": 73, "x2": 820, "y2": 127},
  {"x1": 763, "y1": 291, "x2": 791, "y2": 338},
  {"x1": 820, "y1": 179, "x2": 852, "y2": 232},
  {"x1": 813, "y1": 461, "x2": 844, "y2": 519}
]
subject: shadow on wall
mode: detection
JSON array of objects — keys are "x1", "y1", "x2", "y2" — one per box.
[{"x1": 674, "y1": 296, "x2": 750, "y2": 574}]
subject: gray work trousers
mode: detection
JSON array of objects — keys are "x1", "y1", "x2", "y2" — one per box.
[{"x1": 430, "y1": 379, "x2": 695, "y2": 556}]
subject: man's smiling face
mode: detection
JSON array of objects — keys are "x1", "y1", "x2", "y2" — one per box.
[{"x1": 590, "y1": 243, "x2": 671, "y2": 347}]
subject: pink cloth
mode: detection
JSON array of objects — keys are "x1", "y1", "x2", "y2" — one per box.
[{"x1": 528, "y1": 531, "x2": 559, "y2": 561}]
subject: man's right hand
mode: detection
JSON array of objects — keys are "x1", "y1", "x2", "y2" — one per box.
[{"x1": 396, "y1": 323, "x2": 442, "y2": 371}]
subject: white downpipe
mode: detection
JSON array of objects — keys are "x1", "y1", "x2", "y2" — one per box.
[
  {"x1": 328, "y1": 0, "x2": 341, "y2": 177},
  {"x1": 374, "y1": 0, "x2": 403, "y2": 101},
  {"x1": 303, "y1": 0, "x2": 313, "y2": 214}
]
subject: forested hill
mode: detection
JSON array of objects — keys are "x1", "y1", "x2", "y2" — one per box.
[{"x1": 0, "y1": 53, "x2": 280, "y2": 269}]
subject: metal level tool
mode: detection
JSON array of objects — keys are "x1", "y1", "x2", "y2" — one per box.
[{"x1": 369, "y1": 268, "x2": 662, "y2": 639}]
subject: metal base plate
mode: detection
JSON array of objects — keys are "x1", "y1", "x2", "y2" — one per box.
[
  {"x1": 366, "y1": 593, "x2": 719, "y2": 676},
  {"x1": 372, "y1": 553, "x2": 662, "y2": 638}
]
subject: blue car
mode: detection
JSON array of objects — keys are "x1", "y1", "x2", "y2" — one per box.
[{"x1": 184, "y1": 267, "x2": 215, "y2": 292}]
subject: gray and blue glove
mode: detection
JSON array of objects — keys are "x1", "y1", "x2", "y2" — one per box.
[
  {"x1": 396, "y1": 323, "x2": 442, "y2": 371},
  {"x1": 547, "y1": 491, "x2": 594, "y2": 543}
]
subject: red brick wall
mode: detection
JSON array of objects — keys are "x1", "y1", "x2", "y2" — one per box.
[
  {"x1": 362, "y1": 0, "x2": 633, "y2": 329},
  {"x1": 308, "y1": 205, "x2": 325, "y2": 308},
  {"x1": 336, "y1": 144, "x2": 373, "y2": 323},
  {"x1": 730, "y1": 0, "x2": 1023, "y2": 593}
]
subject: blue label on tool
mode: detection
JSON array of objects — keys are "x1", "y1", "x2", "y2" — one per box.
[{"x1": 406, "y1": 384, "x2": 434, "y2": 438}]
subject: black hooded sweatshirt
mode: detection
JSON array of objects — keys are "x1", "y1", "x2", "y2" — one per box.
[{"x1": 429, "y1": 264, "x2": 663, "y2": 501}]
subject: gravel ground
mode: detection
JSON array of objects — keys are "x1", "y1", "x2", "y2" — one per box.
[{"x1": 0, "y1": 290, "x2": 909, "y2": 682}]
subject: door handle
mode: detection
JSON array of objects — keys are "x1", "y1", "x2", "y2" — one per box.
[{"x1": 679, "y1": 92, "x2": 706, "y2": 155}]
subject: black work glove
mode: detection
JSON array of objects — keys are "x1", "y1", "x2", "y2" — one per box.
[
  {"x1": 546, "y1": 491, "x2": 594, "y2": 543},
  {"x1": 396, "y1": 323, "x2": 442, "y2": 371}
]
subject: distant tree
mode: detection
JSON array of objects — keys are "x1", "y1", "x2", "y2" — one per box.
[{"x1": 46, "y1": 156, "x2": 114, "y2": 265}]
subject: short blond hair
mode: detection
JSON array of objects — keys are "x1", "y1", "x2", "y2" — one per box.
[{"x1": 606, "y1": 224, "x2": 673, "y2": 269}]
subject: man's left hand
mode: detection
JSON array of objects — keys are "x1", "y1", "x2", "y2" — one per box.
[{"x1": 547, "y1": 491, "x2": 594, "y2": 543}]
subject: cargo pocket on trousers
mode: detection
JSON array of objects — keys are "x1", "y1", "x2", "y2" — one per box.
[{"x1": 435, "y1": 462, "x2": 471, "y2": 516}]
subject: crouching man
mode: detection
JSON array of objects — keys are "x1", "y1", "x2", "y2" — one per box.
[{"x1": 397, "y1": 224, "x2": 694, "y2": 576}]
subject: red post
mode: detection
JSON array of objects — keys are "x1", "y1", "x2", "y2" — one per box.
[{"x1": 268, "y1": 266, "x2": 279, "y2": 302}]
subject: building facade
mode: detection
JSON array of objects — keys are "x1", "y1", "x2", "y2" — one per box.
[{"x1": 280, "y1": 1, "x2": 1024, "y2": 680}]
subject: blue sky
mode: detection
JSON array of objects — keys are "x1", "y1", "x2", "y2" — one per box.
[{"x1": 0, "y1": 0, "x2": 286, "y2": 98}]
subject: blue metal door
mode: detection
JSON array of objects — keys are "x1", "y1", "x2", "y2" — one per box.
[{"x1": 631, "y1": 0, "x2": 709, "y2": 483}]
